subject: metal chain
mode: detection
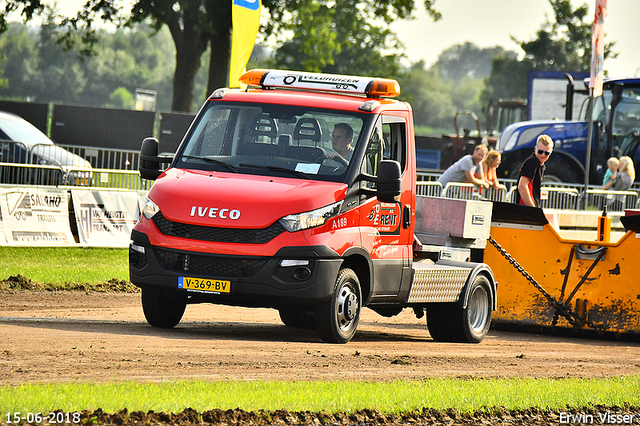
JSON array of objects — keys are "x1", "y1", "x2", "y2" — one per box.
[{"x1": 487, "y1": 236, "x2": 605, "y2": 331}]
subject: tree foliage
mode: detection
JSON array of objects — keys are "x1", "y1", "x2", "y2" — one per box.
[
  {"x1": 0, "y1": 21, "x2": 181, "y2": 110},
  {"x1": 434, "y1": 42, "x2": 507, "y2": 83},
  {"x1": 397, "y1": 43, "x2": 508, "y2": 133},
  {"x1": 485, "y1": 0, "x2": 617, "y2": 102},
  {"x1": 265, "y1": 0, "x2": 440, "y2": 78},
  {"x1": 398, "y1": 61, "x2": 456, "y2": 131},
  {"x1": 1, "y1": 0, "x2": 441, "y2": 112}
]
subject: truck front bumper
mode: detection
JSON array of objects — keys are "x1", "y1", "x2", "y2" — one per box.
[{"x1": 129, "y1": 230, "x2": 342, "y2": 308}]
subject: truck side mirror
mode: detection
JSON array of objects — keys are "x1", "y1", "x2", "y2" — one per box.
[
  {"x1": 139, "y1": 137, "x2": 163, "y2": 181},
  {"x1": 377, "y1": 160, "x2": 402, "y2": 203}
]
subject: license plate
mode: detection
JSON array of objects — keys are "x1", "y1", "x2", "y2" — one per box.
[{"x1": 178, "y1": 276, "x2": 231, "y2": 293}]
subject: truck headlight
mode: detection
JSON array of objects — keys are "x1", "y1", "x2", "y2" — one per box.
[
  {"x1": 142, "y1": 196, "x2": 160, "y2": 220},
  {"x1": 279, "y1": 201, "x2": 343, "y2": 232}
]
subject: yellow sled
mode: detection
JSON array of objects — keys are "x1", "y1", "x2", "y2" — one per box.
[{"x1": 485, "y1": 202, "x2": 640, "y2": 338}]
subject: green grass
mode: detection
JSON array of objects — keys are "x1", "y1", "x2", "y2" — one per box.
[
  {"x1": 0, "y1": 247, "x2": 131, "y2": 291},
  {"x1": 1, "y1": 377, "x2": 639, "y2": 414},
  {"x1": 1, "y1": 248, "x2": 638, "y2": 416}
]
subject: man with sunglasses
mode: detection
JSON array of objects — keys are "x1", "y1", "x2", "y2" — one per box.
[{"x1": 515, "y1": 134, "x2": 553, "y2": 207}]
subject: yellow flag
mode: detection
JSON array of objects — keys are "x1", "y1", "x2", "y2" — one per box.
[{"x1": 229, "y1": 0, "x2": 261, "y2": 88}]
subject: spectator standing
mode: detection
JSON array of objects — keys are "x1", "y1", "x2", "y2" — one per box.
[
  {"x1": 515, "y1": 134, "x2": 553, "y2": 207},
  {"x1": 438, "y1": 144, "x2": 489, "y2": 190}
]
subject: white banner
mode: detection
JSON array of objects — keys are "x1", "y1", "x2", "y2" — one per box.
[
  {"x1": 0, "y1": 188, "x2": 75, "y2": 246},
  {"x1": 71, "y1": 190, "x2": 140, "y2": 248},
  {"x1": 589, "y1": 0, "x2": 608, "y2": 97}
]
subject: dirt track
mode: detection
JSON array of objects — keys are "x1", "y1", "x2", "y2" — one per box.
[{"x1": 1, "y1": 291, "x2": 639, "y2": 385}]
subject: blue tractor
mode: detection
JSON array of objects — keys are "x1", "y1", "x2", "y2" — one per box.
[{"x1": 496, "y1": 77, "x2": 640, "y2": 183}]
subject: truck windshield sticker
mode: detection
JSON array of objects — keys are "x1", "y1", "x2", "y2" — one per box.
[{"x1": 294, "y1": 163, "x2": 321, "y2": 174}]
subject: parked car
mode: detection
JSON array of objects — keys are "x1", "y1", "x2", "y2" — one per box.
[{"x1": 0, "y1": 111, "x2": 92, "y2": 186}]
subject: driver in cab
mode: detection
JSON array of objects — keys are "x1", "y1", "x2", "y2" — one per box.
[{"x1": 327, "y1": 123, "x2": 354, "y2": 164}]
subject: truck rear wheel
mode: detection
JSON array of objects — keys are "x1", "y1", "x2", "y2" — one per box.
[
  {"x1": 315, "y1": 268, "x2": 361, "y2": 344},
  {"x1": 141, "y1": 288, "x2": 186, "y2": 328},
  {"x1": 426, "y1": 275, "x2": 493, "y2": 343}
]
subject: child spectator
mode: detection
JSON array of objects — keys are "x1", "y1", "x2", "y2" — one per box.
[{"x1": 603, "y1": 157, "x2": 619, "y2": 186}]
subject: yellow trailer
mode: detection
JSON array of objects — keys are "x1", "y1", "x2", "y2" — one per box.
[{"x1": 485, "y1": 202, "x2": 640, "y2": 337}]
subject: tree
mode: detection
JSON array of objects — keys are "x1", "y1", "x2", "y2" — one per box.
[
  {"x1": 266, "y1": 0, "x2": 438, "y2": 77},
  {"x1": 2, "y1": 0, "x2": 441, "y2": 112},
  {"x1": 0, "y1": 20, "x2": 179, "y2": 109},
  {"x1": 484, "y1": 54, "x2": 532, "y2": 101},
  {"x1": 0, "y1": 0, "x2": 44, "y2": 34},
  {"x1": 434, "y1": 42, "x2": 507, "y2": 84},
  {"x1": 397, "y1": 61, "x2": 456, "y2": 131},
  {"x1": 516, "y1": 0, "x2": 615, "y2": 70},
  {"x1": 485, "y1": 0, "x2": 617, "y2": 103},
  {"x1": 0, "y1": 23, "x2": 38, "y2": 98}
]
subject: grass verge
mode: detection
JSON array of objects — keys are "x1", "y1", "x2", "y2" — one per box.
[
  {"x1": 1, "y1": 377, "x2": 639, "y2": 414},
  {"x1": 0, "y1": 247, "x2": 134, "y2": 292}
]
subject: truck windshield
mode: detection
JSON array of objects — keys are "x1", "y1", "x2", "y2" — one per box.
[{"x1": 175, "y1": 102, "x2": 368, "y2": 182}]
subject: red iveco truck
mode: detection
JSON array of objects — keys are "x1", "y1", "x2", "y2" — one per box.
[{"x1": 130, "y1": 69, "x2": 497, "y2": 343}]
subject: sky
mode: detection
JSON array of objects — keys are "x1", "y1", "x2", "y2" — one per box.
[
  {"x1": 25, "y1": 0, "x2": 640, "y2": 78},
  {"x1": 390, "y1": 0, "x2": 640, "y2": 78}
]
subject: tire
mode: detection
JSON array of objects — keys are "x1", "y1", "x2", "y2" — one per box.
[
  {"x1": 141, "y1": 288, "x2": 186, "y2": 328},
  {"x1": 278, "y1": 307, "x2": 316, "y2": 330},
  {"x1": 426, "y1": 275, "x2": 493, "y2": 343},
  {"x1": 425, "y1": 303, "x2": 452, "y2": 342},
  {"x1": 315, "y1": 268, "x2": 361, "y2": 344},
  {"x1": 461, "y1": 275, "x2": 493, "y2": 343},
  {"x1": 543, "y1": 156, "x2": 582, "y2": 184}
]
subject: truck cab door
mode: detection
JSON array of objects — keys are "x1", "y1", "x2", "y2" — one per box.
[{"x1": 358, "y1": 115, "x2": 413, "y2": 300}]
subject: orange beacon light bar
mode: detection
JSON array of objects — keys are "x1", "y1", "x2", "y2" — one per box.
[{"x1": 239, "y1": 69, "x2": 401, "y2": 98}]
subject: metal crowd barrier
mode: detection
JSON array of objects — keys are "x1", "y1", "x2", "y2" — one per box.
[
  {"x1": 540, "y1": 187, "x2": 581, "y2": 210},
  {"x1": 481, "y1": 186, "x2": 508, "y2": 202},
  {"x1": 439, "y1": 183, "x2": 507, "y2": 202},
  {"x1": 416, "y1": 181, "x2": 442, "y2": 197},
  {"x1": 506, "y1": 186, "x2": 581, "y2": 210},
  {"x1": 90, "y1": 169, "x2": 153, "y2": 190},
  {"x1": 0, "y1": 140, "x2": 29, "y2": 163},
  {"x1": 61, "y1": 145, "x2": 140, "y2": 170},
  {"x1": 0, "y1": 159, "x2": 637, "y2": 211},
  {"x1": 442, "y1": 182, "x2": 480, "y2": 200},
  {"x1": 0, "y1": 162, "x2": 64, "y2": 186},
  {"x1": 585, "y1": 189, "x2": 638, "y2": 212}
]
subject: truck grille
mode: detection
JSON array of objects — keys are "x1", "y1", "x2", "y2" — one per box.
[
  {"x1": 157, "y1": 249, "x2": 268, "y2": 277},
  {"x1": 152, "y1": 212, "x2": 286, "y2": 244}
]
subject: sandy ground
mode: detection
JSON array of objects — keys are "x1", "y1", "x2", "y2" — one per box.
[{"x1": 1, "y1": 291, "x2": 639, "y2": 385}]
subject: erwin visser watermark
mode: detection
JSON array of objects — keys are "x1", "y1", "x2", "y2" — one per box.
[{"x1": 559, "y1": 410, "x2": 640, "y2": 424}]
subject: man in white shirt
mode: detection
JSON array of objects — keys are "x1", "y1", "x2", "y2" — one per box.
[{"x1": 438, "y1": 144, "x2": 489, "y2": 189}]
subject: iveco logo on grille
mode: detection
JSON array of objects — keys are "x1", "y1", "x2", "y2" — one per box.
[{"x1": 190, "y1": 206, "x2": 241, "y2": 220}]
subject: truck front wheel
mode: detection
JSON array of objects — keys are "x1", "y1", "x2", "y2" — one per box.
[
  {"x1": 141, "y1": 288, "x2": 186, "y2": 328},
  {"x1": 315, "y1": 268, "x2": 361, "y2": 344},
  {"x1": 426, "y1": 275, "x2": 493, "y2": 343},
  {"x1": 279, "y1": 307, "x2": 316, "y2": 329}
]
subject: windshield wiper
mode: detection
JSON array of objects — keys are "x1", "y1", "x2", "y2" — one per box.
[
  {"x1": 238, "y1": 163, "x2": 310, "y2": 179},
  {"x1": 181, "y1": 155, "x2": 238, "y2": 173}
]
